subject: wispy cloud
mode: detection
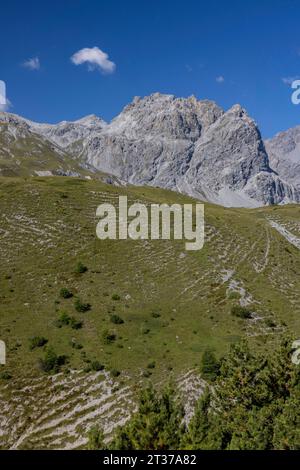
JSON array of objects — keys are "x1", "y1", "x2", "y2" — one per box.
[
  {"x1": 281, "y1": 76, "x2": 300, "y2": 86},
  {"x1": 22, "y1": 57, "x2": 40, "y2": 70},
  {"x1": 71, "y1": 47, "x2": 116, "y2": 74},
  {"x1": 216, "y1": 75, "x2": 225, "y2": 83}
]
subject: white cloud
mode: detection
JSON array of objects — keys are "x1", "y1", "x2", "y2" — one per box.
[
  {"x1": 71, "y1": 46, "x2": 116, "y2": 74},
  {"x1": 281, "y1": 76, "x2": 300, "y2": 86},
  {"x1": 22, "y1": 57, "x2": 40, "y2": 70},
  {"x1": 216, "y1": 75, "x2": 225, "y2": 83}
]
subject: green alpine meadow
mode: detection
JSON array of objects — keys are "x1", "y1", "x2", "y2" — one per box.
[
  {"x1": 0, "y1": 176, "x2": 299, "y2": 449},
  {"x1": 1, "y1": 0, "x2": 300, "y2": 454}
]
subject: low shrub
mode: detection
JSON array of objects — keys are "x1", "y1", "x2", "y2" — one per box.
[
  {"x1": 102, "y1": 329, "x2": 116, "y2": 345},
  {"x1": 141, "y1": 326, "x2": 150, "y2": 335},
  {"x1": 55, "y1": 311, "x2": 71, "y2": 327},
  {"x1": 38, "y1": 347, "x2": 67, "y2": 373},
  {"x1": 227, "y1": 291, "x2": 240, "y2": 300},
  {"x1": 111, "y1": 294, "x2": 121, "y2": 301},
  {"x1": 91, "y1": 361, "x2": 105, "y2": 372},
  {"x1": 29, "y1": 336, "x2": 48, "y2": 351},
  {"x1": 74, "y1": 298, "x2": 91, "y2": 313},
  {"x1": 110, "y1": 369, "x2": 120, "y2": 378},
  {"x1": 70, "y1": 340, "x2": 83, "y2": 350},
  {"x1": 0, "y1": 372, "x2": 12, "y2": 380},
  {"x1": 231, "y1": 305, "x2": 252, "y2": 319},
  {"x1": 70, "y1": 317, "x2": 83, "y2": 330},
  {"x1": 55, "y1": 312, "x2": 83, "y2": 330},
  {"x1": 142, "y1": 370, "x2": 152, "y2": 378},
  {"x1": 151, "y1": 311, "x2": 161, "y2": 318},
  {"x1": 110, "y1": 314, "x2": 124, "y2": 325},
  {"x1": 147, "y1": 361, "x2": 156, "y2": 369},
  {"x1": 265, "y1": 318, "x2": 277, "y2": 328},
  {"x1": 75, "y1": 262, "x2": 88, "y2": 274},
  {"x1": 60, "y1": 288, "x2": 73, "y2": 299}
]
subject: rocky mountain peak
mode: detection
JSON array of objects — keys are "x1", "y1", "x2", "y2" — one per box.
[
  {"x1": 108, "y1": 93, "x2": 223, "y2": 141},
  {"x1": 74, "y1": 114, "x2": 107, "y2": 127},
  {"x1": 1, "y1": 94, "x2": 300, "y2": 208},
  {"x1": 265, "y1": 125, "x2": 300, "y2": 190}
]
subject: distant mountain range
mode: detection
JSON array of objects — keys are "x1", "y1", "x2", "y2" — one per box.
[{"x1": 1, "y1": 93, "x2": 300, "y2": 208}]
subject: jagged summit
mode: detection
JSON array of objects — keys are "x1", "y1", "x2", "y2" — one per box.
[
  {"x1": 265, "y1": 125, "x2": 300, "y2": 190},
  {"x1": 115, "y1": 93, "x2": 223, "y2": 140},
  {"x1": 73, "y1": 114, "x2": 107, "y2": 126},
  {"x1": 0, "y1": 94, "x2": 300, "y2": 207}
]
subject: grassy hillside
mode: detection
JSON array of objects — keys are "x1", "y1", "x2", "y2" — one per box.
[
  {"x1": 0, "y1": 176, "x2": 300, "y2": 448},
  {"x1": 0, "y1": 121, "x2": 117, "y2": 180}
]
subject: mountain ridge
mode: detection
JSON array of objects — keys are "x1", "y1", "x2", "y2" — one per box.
[{"x1": 1, "y1": 93, "x2": 300, "y2": 208}]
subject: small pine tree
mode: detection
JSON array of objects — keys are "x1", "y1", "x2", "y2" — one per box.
[
  {"x1": 110, "y1": 314, "x2": 124, "y2": 324},
  {"x1": 200, "y1": 349, "x2": 220, "y2": 381},
  {"x1": 60, "y1": 288, "x2": 73, "y2": 299},
  {"x1": 38, "y1": 347, "x2": 67, "y2": 373},
  {"x1": 75, "y1": 262, "x2": 88, "y2": 274},
  {"x1": 29, "y1": 336, "x2": 48, "y2": 350},
  {"x1": 87, "y1": 426, "x2": 105, "y2": 450},
  {"x1": 231, "y1": 305, "x2": 252, "y2": 319},
  {"x1": 74, "y1": 298, "x2": 91, "y2": 312},
  {"x1": 102, "y1": 329, "x2": 116, "y2": 344},
  {"x1": 183, "y1": 389, "x2": 212, "y2": 449},
  {"x1": 109, "y1": 383, "x2": 185, "y2": 450}
]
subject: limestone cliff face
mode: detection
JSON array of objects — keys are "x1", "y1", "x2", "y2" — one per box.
[
  {"x1": 265, "y1": 125, "x2": 300, "y2": 191},
  {"x1": 75, "y1": 94, "x2": 299, "y2": 207}
]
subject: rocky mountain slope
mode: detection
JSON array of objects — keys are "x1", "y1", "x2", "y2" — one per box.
[
  {"x1": 80, "y1": 94, "x2": 300, "y2": 207},
  {"x1": 0, "y1": 112, "x2": 123, "y2": 185},
  {"x1": 28, "y1": 114, "x2": 107, "y2": 163},
  {"x1": 0, "y1": 112, "x2": 90, "y2": 177},
  {"x1": 1, "y1": 94, "x2": 300, "y2": 207},
  {"x1": 265, "y1": 125, "x2": 300, "y2": 191}
]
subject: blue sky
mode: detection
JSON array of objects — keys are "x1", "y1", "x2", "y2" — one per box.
[{"x1": 1, "y1": 0, "x2": 300, "y2": 137}]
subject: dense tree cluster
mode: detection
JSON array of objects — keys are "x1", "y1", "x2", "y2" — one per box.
[{"x1": 88, "y1": 337, "x2": 300, "y2": 450}]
